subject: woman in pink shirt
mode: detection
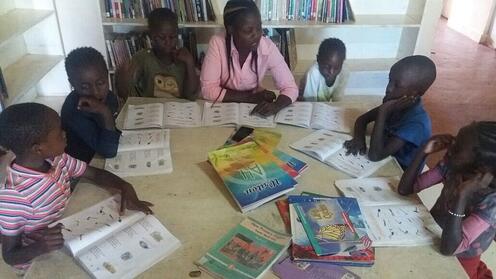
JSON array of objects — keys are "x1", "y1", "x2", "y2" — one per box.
[{"x1": 200, "y1": 0, "x2": 298, "y2": 116}]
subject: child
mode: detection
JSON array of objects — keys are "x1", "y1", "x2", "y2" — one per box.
[
  {"x1": 200, "y1": 0, "x2": 298, "y2": 116},
  {"x1": 0, "y1": 103, "x2": 152, "y2": 272},
  {"x1": 343, "y1": 55, "x2": 436, "y2": 169},
  {"x1": 61, "y1": 47, "x2": 121, "y2": 163},
  {"x1": 118, "y1": 8, "x2": 199, "y2": 100},
  {"x1": 298, "y1": 38, "x2": 346, "y2": 102},
  {"x1": 397, "y1": 122, "x2": 496, "y2": 279}
]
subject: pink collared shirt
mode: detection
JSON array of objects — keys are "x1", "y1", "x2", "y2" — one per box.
[{"x1": 200, "y1": 33, "x2": 298, "y2": 102}]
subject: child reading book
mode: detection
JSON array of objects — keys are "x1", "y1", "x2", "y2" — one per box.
[
  {"x1": 61, "y1": 47, "x2": 121, "y2": 163},
  {"x1": 397, "y1": 122, "x2": 496, "y2": 279},
  {"x1": 0, "y1": 103, "x2": 152, "y2": 273},
  {"x1": 200, "y1": 0, "x2": 298, "y2": 116},
  {"x1": 298, "y1": 38, "x2": 347, "y2": 102},
  {"x1": 117, "y1": 8, "x2": 199, "y2": 100},
  {"x1": 344, "y1": 55, "x2": 436, "y2": 169}
]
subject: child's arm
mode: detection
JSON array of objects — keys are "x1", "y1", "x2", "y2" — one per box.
[
  {"x1": 1, "y1": 225, "x2": 64, "y2": 266},
  {"x1": 368, "y1": 96, "x2": 417, "y2": 161},
  {"x1": 343, "y1": 107, "x2": 379, "y2": 155},
  {"x1": 440, "y1": 173, "x2": 494, "y2": 255},
  {"x1": 82, "y1": 166, "x2": 153, "y2": 214},
  {"x1": 398, "y1": 134, "x2": 455, "y2": 195},
  {"x1": 174, "y1": 48, "x2": 199, "y2": 101}
]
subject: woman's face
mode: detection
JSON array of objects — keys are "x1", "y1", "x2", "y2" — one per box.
[{"x1": 230, "y1": 12, "x2": 262, "y2": 52}]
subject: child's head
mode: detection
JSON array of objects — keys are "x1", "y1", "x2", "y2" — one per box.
[
  {"x1": 447, "y1": 121, "x2": 496, "y2": 179},
  {"x1": 148, "y1": 8, "x2": 179, "y2": 56},
  {"x1": 384, "y1": 55, "x2": 436, "y2": 103},
  {"x1": 65, "y1": 47, "x2": 109, "y2": 102},
  {"x1": 223, "y1": 0, "x2": 262, "y2": 53},
  {"x1": 317, "y1": 38, "x2": 346, "y2": 87},
  {"x1": 0, "y1": 103, "x2": 66, "y2": 159}
]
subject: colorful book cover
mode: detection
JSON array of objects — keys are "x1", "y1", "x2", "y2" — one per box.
[
  {"x1": 208, "y1": 142, "x2": 297, "y2": 213},
  {"x1": 196, "y1": 218, "x2": 290, "y2": 279},
  {"x1": 272, "y1": 149, "x2": 308, "y2": 175},
  {"x1": 292, "y1": 196, "x2": 371, "y2": 256},
  {"x1": 275, "y1": 199, "x2": 291, "y2": 232},
  {"x1": 272, "y1": 256, "x2": 361, "y2": 279}
]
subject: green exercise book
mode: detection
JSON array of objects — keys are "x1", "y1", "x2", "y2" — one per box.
[{"x1": 196, "y1": 218, "x2": 290, "y2": 279}]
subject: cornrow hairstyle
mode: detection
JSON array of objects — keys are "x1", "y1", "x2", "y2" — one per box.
[
  {"x1": 0, "y1": 103, "x2": 55, "y2": 156},
  {"x1": 473, "y1": 121, "x2": 496, "y2": 172},
  {"x1": 215, "y1": 0, "x2": 260, "y2": 103},
  {"x1": 148, "y1": 8, "x2": 178, "y2": 31},
  {"x1": 392, "y1": 55, "x2": 437, "y2": 94},
  {"x1": 65, "y1": 47, "x2": 108, "y2": 83},
  {"x1": 317, "y1": 38, "x2": 346, "y2": 62}
]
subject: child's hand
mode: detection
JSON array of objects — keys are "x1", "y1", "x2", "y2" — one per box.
[
  {"x1": 457, "y1": 172, "x2": 494, "y2": 197},
  {"x1": 423, "y1": 134, "x2": 455, "y2": 154},
  {"x1": 173, "y1": 48, "x2": 195, "y2": 66},
  {"x1": 120, "y1": 184, "x2": 154, "y2": 215},
  {"x1": 380, "y1": 96, "x2": 418, "y2": 114},
  {"x1": 28, "y1": 224, "x2": 64, "y2": 253},
  {"x1": 77, "y1": 96, "x2": 110, "y2": 115},
  {"x1": 344, "y1": 138, "x2": 367, "y2": 155}
]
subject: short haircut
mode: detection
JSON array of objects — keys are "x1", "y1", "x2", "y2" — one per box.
[
  {"x1": 148, "y1": 8, "x2": 178, "y2": 31},
  {"x1": 317, "y1": 38, "x2": 346, "y2": 61},
  {"x1": 473, "y1": 121, "x2": 496, "y2": 171},
  {"x1": 223, "y1": 0, "x2": 260, "y2": 29},
  {"x1": 65, "y1": 47, "x2": 107, "y2": 82},
  {"x1": 392, "y1": 55, "x2": 437, "y2": 94},
  {"x1": 0, "y1": 103, "x2": 56, "y2": 156}
]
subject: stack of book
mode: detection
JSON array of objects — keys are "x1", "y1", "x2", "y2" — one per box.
[{"x1": 256, "y1": 0, "x2": 354, "y2": 23}]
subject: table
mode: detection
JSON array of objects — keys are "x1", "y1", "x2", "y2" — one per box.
[{"x1": 0, "y1": 99, "x2": 467, "y2": 279}]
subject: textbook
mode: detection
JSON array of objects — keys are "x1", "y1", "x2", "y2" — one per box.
[
  {"x1": 275, "y1": 102, "x2": 361, "y2": 133},
  {"x1": 272, "y1": 256, "x2": 361, "y2": 279},
  {"x1": 56, "y1": 195, "x2": 181, "y2": 279},
  {"x1": 290, "y1": 129, "x2": 392, "y2": 178},
  {"x1": 104, "y1": 129, "x2": 172, "y2": 177},
  {"x1": 123, "y1": 102, "x2": 203, "y2": 129},
  {"x1": 203, "y1": 102, "x2": 276, "y2": 128},
  {"x1": 196, "y1": 218, "x2": 290, "y2": 279},
  {"x1": 290, "y1": 196, "x2": 371, "y2": 256},
  {"x1": 208, "y1": 141, "x2": 297, "y2": 213},
  {"x1": 334, "y1": 176, "x2": 438, "y2": 246}
]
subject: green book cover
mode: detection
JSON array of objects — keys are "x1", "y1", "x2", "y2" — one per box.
[{"x1": 196, "y1": 218, "x2": 290, "y2": 279}]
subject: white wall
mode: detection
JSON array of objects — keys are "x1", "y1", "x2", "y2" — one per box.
[{"x1": 447, "y1": 0, "x2": 496, "y2": 43}]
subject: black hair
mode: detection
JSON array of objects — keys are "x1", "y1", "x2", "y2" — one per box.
[
  {"x1": 317, "y1": 38, "x2": 346, "y2": 62},
  {"x1": 0, "y1": 103, "x2": 56, "y2": 156},
  {"x1": 214, "y1": 0, "x2": 261, "y2": 103},
  {"x1": 473, "y1": 121, "x2": 496, "y2": 171},
  {"x1": 391, "y1": 55, "x2": 437, "y2": 94},
  {"x1": 65, "y1": 47, "x2": 108, "y2": 83},
  {"x1": 148, "y1": 8, "x2": 178, "y2": 31}
]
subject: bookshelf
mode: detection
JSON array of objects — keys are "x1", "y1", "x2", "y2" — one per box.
[{"x1": 0, "y1": 0, "x2": 69, "y2": 107}]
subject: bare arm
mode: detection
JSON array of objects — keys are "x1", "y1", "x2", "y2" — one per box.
[
  {"x1": 343, "y1": 107, "x2": 379, "y2": 155},
  {"x1": 368, "y1": 105, "x2": 406, "y2": 161}
]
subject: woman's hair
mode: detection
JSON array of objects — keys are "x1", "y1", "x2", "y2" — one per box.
[
  {"x1": 215, "y1": 0, "x2": 261, "y2": 102},
  {"x1": 65, "y1": 47, "x2": 108, "y2": 82},
  {"x1": 317, "y1": 38, "x2": 346, "y2": 62},
  {"x1": 473, "y1": 121, "x2": 496, "y2": 171}
]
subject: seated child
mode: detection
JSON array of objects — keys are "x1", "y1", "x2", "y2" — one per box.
[
  {"x1": 344, "y1": 55, "x2": 436, "y2": 169},
  {"x1": 0, "y1": 103, "x2": 152, "y2": 272},
  {"x1": 298, "y1": 38, "x2": 346, "y2": 102},
  {"x1": 117, "y1": 8, "x2": 199, "y2": 100},
  {"x1": 61, "y1": 47, "x2": 121, "y2": 163},
  {"x1": 398, "y1": 122, "x2": 496, "y2": 279}
]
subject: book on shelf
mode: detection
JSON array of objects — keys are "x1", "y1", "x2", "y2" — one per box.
[
  {"x1": 272, "y1": 256, "x2": 361, "y2": 279},
  {"x1": 334, "y1": 176, "x2": 439, "y2": 247},
  {"x1": 196, "y1": 218, "x2": 290, "y2": 279},
  {"x1": 54, "y1": 195, "x2": 180, "y2": 279},
  {"x1": 104, "y1": 129, "x2": 173, "y2": 177},
  {"x1": 290, "y1": 129, "x2": 393, "y2": 178},
  {"x1": 208, "y1": 141, "x2": 297, "y2": 213},
  {"x1": 289, "y1": 195, "x2": 371, "y2": 256}
]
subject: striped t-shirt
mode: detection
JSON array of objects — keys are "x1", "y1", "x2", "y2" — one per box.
[{"x1": 0, "y1": 153, "x2": 86, "y2": 237}]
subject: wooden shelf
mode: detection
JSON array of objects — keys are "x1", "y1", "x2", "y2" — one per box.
[
  {"x1": 4, "y1": 54, "x2": 64, "y2": 105},
  {"x1": 0, "y1": 9, "x2": 54, "y2": 48},
  {"x1": 102, "y1": 18, "x2": 220, "y2": 28}
]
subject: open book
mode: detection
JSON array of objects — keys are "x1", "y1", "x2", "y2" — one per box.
[
  {"x1": 334, "y1": 176, "x2": 438, "y2": 247},
  {"x1": 202, "y1": 102, "x2": 276, "y2": 128},
  {"x1": 55, "y1": 195, "x2": 180, "y2": 279},
  {"x1": 275, "y1": 102, "x2": 361, "y2": 133},
  {"x1": 104, "y1": 129, "x2": 172, "y2": 177},
  {"x1": 123, "y1": 102, "x2": 203, "y2": 129},
  {"x1": 290, "y1": 130, "x2": 391, "y2": 178}
]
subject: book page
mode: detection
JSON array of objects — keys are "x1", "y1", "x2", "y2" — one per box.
[
  {"x1": 163, "y1": 102, "x2": 202, "y2": 128},
  {"x1": 334, "y1": 177, "x2": 418, "y2": 206},
  {"x1": 202, "y1": 102, "x2": 239, "y2": 126},
  {"x1": 324, "y1": 148, "x2": 390, "y2": 178},
  {"x1": 274, "y1": 102, "x2": 313, "y2": 128},
  {"x1": 123, "y1": 103, "x2": 164, "y2": 130},
  {"x1": 310, "y1": 103, "x2": 355, "y2": 133},
  {"x1": 55, "y1": 195, "x2": 145, "y2": 257},
  {"x1": 238, "y1": 103, "x2": 276, "y2": 128},
  {"x1": 105, "y1": 147, "x2": 173, "y2": 177},
  {"x1": 290, "y1": 130, "x2": 351, "y2": 161},
  {"x1": 77, "y1": 215, "x2": 180, "y2": 279},
  {"x1": 362, "y1": 204, "x2": 436, "y2": 246},
  {"x1": 117, "y1": 130, "x2": 169, "y2": 152}
]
